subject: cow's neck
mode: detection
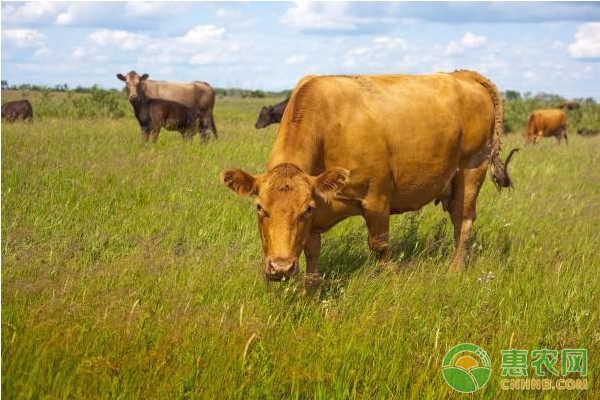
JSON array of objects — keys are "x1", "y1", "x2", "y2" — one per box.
[{"x1": 266, "y1": 120, "x2": 324, "y2": 175}]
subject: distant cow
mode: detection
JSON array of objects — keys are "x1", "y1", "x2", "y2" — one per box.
[
  {"x1": 525, "y1": 109, "x2": 568, "y2": 145},
  {"x1": 577, "y1": 128, "x2": 600, "y2": 136},
  {"x1": 117, "y1": 71, "x2": 217, "y2": 139},
  {"x1": 121, "y1": 73, "x2": 203, "y2": 142},
  {"x1": 558, "y1": 101, "x2": 580, "y2": 111},
  {"x1": 255, "y1": 98, "x2": 289, "y2": 129},
  {"x1": 1, "y1": 100, "x2": 33, "y2": 122}
]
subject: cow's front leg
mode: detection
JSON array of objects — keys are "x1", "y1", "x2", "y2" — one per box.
[
  {"x1": 141, "y1": 129, "x2": 150, "y2": 142},
  {"x1": 149, "y1": 128, "x2": 160, "y2": 143},
  {"x1": 304, "y1": 232, "x2": 321, "y2": 276},
  {"x1": 364, "y1": 206, "x2": 391, "y2": 268},
  {"x1": 303, "y1": 232, "x2": 322, "y2": 292}
]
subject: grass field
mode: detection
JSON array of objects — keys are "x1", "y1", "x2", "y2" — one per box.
[{"x1": 2, "y1": 96, "x2": 600, "y2": 398}]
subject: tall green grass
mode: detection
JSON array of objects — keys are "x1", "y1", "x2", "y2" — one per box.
[{"x1": 2, "y1": 97, "x2": 599, "y2": 398}]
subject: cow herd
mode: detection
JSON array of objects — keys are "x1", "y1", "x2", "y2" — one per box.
[{"x1": 1, "y1": 70, "x2": 598, "y2": 282}]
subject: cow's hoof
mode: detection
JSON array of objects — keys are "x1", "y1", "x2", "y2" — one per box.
[
  {"x1": 447, "y1": 261, "x2": 467, "y2": 275},
  {"x1": 376, "y1": 260, "x2": 396, "y2": 274},
  {"x1": 302, "y1": 273, "x2": 322, "y2": 295}
]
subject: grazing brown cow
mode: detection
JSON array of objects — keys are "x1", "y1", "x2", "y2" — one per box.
[
  {"x1": 1, "y1": 100, "x2": 33, "y2": 122},
  {"x1": 122, "y1": 74, "x2": 202, "y2": 142},
  {"x1": 221, "y1": 71, "x2": 516, "y2": 281},
  {"x1": 558, "y1": 101, "x2": 580, "y2": 110},
  {"x1": 525, "y1": 109, "x2": 568, "y2": 145},
  {"x1": 117, "y1": 71, "x2": 217, "y2": 139},
  {"x1": 255, "y1": 98, "x2": 289, "y2": 129}
]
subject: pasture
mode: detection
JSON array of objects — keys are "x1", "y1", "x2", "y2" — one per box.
[{"x1": 2, "y1": 95, "x2": 600, "y2": 398}]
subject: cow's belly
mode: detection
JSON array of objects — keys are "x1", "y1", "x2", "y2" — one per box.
[
  {"x1": 390, "y1": 164, "x2": 458, "y2": 213},
  {"x1": 387, "y1": 126, "x2": 462, "y2": 212}
]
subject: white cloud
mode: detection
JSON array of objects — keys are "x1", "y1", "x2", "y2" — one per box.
[
  {"x1": 88, "y1": 29, "x2": 146, "y2": 50},
  {"x1": 461, "y1": 32, "x2": 487, "y2": 48},
  {"x1": 280, "y1": 2, "x2": 359, "y2": 32},
  {"x1": 189, "y1": 52, "x2": 231, "y2": 65},
  {"x1": 568, "y1": 23, "x2": 600, "y2": 58},
  {"x1": 215, "y1": 7, "x2": 242, "y2": 20},
  {"x1": 123, "y1": 1, "x2": 183, "y2": 18},
  {"x1": 348, "y1": 47, "x2": 369, "y2": 56},
  {"x1": 285, "y1": 54, "x2": 306, "y2": 64},
  {"x1": 343, "y1": 36, "x2": 409, "y2": 69},
  {"x1": 1, "y1": 29, "x2": 46, "y2": 47},
  {"x1": 446, "y1": 31, "x2": 487, "y2": 55},
  {"x1": 177, "y1": 25, "x2": 225, "y2": 46},
  {"x1": 373, "y1": 36, "x2": 408, "y2": 50},
  {"x1": 1, "y1": 2, "x2": 58, "y2": 24}
]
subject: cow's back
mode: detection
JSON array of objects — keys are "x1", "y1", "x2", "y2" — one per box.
[
  {"x1": 269, "y1": 74, "x2": 496, "y2": 211},
  {"x1": 143, "y1": 80, "x2": 214, "y2": 110}
]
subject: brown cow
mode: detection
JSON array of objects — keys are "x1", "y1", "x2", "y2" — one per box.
[
  {"x1": 221, "y1": 71, "x2": 516, "y2": 281},
  {"x1": 117, "y1": 71, "x2": 217, "y2": 139},
  {"x1": 525, "y1": 109, "x2": 568, "y2": 145},
  {"x1": 1, "y1": 100, "x2": 33, "y2": 122},
  {"x1": 122, "y1": 73, "x2": 202, "y2": 142}
]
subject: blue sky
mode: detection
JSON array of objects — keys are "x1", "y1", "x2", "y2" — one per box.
[{"x1": 2, "y1": 1, "x2": 600, "y2": 98}]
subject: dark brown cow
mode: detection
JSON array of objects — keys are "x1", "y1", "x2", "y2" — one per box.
[
  {"x1": 222, "y1": 71, "x2": 516, "y2": 281},
  {"x1": 558, "y1": 101, "x2": 580, "y2": 111},
  {"x1": 525, "y1": 109, "x2": 568, "y2": 145},
  {"x1": 1, "y1": 100, "x2": 33, "y2": 122},
  {"x1": 255, "y1": 98, "x2": 289, "y2": 129},
  {"x1": 117, "y1": 71, "x2": 217, "y2": 139},
  {"x1": 123, "y1": 74, "x2": 202, "y2": 142}
]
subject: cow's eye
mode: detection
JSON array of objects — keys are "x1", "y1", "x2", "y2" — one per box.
[
  {"x1": 256, "y1": 204, "x2": 267, "y2": 218},
  {"x1": 301, "y1": 204, "x2": 316, "y2": 218}
]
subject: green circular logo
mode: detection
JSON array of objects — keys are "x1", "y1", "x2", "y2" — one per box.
[{"x1": 442, "y1": 343, "x2": 492, "y2": 393}]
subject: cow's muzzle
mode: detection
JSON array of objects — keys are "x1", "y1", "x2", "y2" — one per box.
[{"x1": 264, "y1": 257, "x2": 298, "y2": 281}]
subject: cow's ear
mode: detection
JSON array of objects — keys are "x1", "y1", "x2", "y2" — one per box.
[
  {"x1": 313, "y1": 168, "x2": 350, "y2": 203},
  {"x1": 116, "y1": 73, "x2": 126, "y2": 81},
  {"x1": 221, "y1": 169, "x2": 258, "y2": 197},
  {"x1": 140, "y1": 74, "x2": 149, "y2": 81}
]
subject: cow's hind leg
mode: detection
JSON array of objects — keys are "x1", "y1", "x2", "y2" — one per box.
[
  {"x1": 211, "y1": 117, "x2": 218, "y2": 139},
  {"x1": 201, "y1": 112, "x2": 217, "y2": 140},
  {"x1": 556, "y1": 129, "x2": 569, "y2": 146},
  {"x1": 447, "y1": 162, "x2": 488, "y2": 273}
]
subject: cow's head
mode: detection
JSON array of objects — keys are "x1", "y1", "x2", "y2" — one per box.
[
  {"x1": 116, "y1": 71, "x2": 149, "y2": 101},
  {"x1": 221, "y1": 163, "x2": 349, "y2": 281},
  {"x1": 255, "y1": 106, "x2": 274, "y2": 129}
]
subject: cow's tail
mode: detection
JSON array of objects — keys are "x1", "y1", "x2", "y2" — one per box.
[{"x1": 452, "y1": 70, "x2": 517, "y2": 189}]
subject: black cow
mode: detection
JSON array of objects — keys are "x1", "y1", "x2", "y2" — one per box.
[
  {"x1": 255, "y1": 98, "x2": 289, "y2": 129},
  {"x1": 125, "y1": 79, "x2": 203, "y2": 143},
  {"x1": 1, "y1": 100, "x2": 33, "y2": 122}
]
